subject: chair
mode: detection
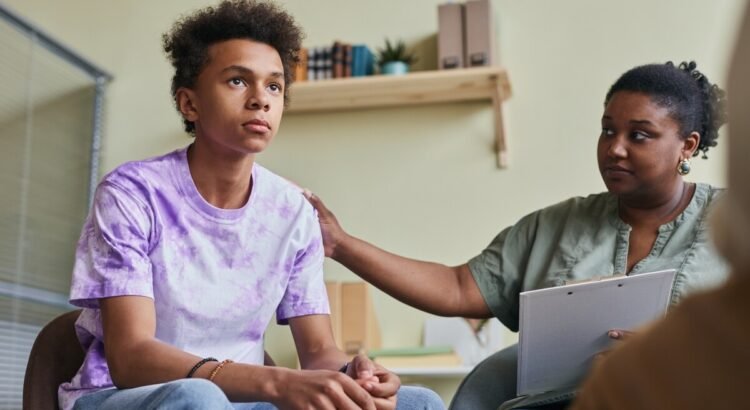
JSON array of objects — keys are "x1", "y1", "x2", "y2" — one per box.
[
  {"x1": 22, "y1": 309, "x2": 277, "y2": 409},
  {"x1": 449, "y1": 343, "x2": 518, "y2": 410},
  {"x1": 22, "y1": 309, "x2": 85, "y2": 410}
]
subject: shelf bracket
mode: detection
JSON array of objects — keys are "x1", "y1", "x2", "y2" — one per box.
[{"x1": 491, "y1": 83, "x2": 508, "y2": 169}]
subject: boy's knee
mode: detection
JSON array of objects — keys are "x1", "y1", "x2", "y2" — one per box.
[
  {"x1": 152, "y1": 379, "x2": 231, "y2": 409},
  {"x1": 397, "y1": 386, "x2": 446, "y2": 410}
]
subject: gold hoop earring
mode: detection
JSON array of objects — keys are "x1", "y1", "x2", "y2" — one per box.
[{"x1": 677, "y1": 158, "x2": 691, "y2": 176}]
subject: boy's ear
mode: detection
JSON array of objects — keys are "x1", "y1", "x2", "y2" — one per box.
[{"x1": 176, "y1": 87, "x2": 199, "y2": 123}]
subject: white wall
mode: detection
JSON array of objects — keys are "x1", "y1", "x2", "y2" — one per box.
[{"x1": 5, "y1": 0, "x2": 746, "y2": 401}]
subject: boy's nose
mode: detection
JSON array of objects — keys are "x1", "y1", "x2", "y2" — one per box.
[{"x1": 247, "y1": 90, "x2": 270, "y2": 111}]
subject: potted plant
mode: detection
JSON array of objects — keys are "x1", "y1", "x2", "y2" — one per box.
[{"x1": 376, "y1": 38, "x2": 417, "y2": 75}]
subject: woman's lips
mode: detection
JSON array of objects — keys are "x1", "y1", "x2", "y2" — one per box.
[{"x1": 603, "y1": 166, "x2": 633, "y2": 177}]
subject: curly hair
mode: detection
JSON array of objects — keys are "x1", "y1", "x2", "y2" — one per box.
[
  {"x1": 162, "y1": 0, "x2": 304, "y2": 134},
  {"x1": 604, "y1": 61, "x2": 728, "y2": 159}
]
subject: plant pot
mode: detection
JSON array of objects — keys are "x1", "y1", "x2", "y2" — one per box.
[{"x1": 381, "y1": 61, "x2": 410, "y2": 75}]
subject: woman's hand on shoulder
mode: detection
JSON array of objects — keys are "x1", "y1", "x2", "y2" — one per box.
[{"x1": 304, "y1": 190, "x2": 349, "y2": 259}]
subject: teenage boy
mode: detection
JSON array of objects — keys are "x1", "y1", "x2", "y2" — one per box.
[{"x1": 59, "y1": 1, "x2": 444, "y2": 409}]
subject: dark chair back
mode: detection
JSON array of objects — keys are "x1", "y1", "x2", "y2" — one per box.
[
  {"x1": 22, "y1": 309, "x2": 84, "y2": 410},
  {"x1": 22, "y1": 309, "x2": 277, "y2": 409}
]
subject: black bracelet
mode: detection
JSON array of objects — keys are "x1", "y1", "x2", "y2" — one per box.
[
  {"x1": 339, "y1": 362, "x2": 350, "y2": 374},
  {"x1": 187, "y1": 357, "x2": 218, "y2": 378}
]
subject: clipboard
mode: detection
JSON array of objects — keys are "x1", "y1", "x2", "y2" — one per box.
[{"x1": 517, "y1": 269, "x2": 676, "y2": 396}]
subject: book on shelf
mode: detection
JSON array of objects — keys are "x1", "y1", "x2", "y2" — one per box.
[
  {"x1": 373, "y1": 353, "x2": 462, "y2": 368},
  {"x1": 308, "y1": 46, "x2": 330, "y2": 81},
  {"x1": 369, "y1": 346, "x2": 462, "y2": 368},
  {"x1": 321, "y1": 46, "x2": 332, "y2": 80},
  {"x1": 369, "y1": 346, "x2": 453, "y2": 357},
  {"x1": 332, "y1": 41, "x2": 345, "y2": 78},
  {"x1": 351, "y1": 45, "x2": 375, "y2": 77},
  {"x1": 302, "y1": 42, "x2": 374, "y2": 81},
  {"x1": 306, "y1": 47, "x2": 317, "y2": 81},
  {"x1": 343, "y1": 43, "x2": 353, "y2": 77},
  {"x1": 294, "y1": 47, "x2": 308, "y2": 82}
]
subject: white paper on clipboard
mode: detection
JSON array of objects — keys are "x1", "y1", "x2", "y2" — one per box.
[{"x1": 517, "y1": 269, "x2": 676, "y2": 396}]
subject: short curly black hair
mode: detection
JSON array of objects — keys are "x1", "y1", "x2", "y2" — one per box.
[
  {"x1": 162, "y1": 0, "x2": 304, "y2": 134},
  {"x1": 605, "y1": 61, "x2": 728, "y2": 159}
]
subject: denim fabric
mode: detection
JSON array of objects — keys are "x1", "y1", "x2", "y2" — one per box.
[
  {"x1": 72, "y1": 379, "x2": 236, "y2": 410},
  {"x1": 72, "y1": 379, "x2": 445, "y2": 410}
]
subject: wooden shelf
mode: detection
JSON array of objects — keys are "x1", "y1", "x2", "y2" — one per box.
[{"x1": 286, "y1": 67, "x2": 513, "y2": 168}]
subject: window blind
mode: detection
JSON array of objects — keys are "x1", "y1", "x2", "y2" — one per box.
[{"x1": 0, "y1": 4, "x2": 110, "y2": 408}]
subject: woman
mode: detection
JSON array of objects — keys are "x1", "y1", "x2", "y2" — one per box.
[
  {"x1": 306, "y1": 61, "x2": 729, "y2": 409},
  {"x1": 570, "y1": 4, "x2": 750, "y2": 409}
]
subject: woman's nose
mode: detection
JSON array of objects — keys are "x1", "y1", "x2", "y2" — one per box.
[{"x1": 607, "y1": 136, "x2": 628, "y2": 158}]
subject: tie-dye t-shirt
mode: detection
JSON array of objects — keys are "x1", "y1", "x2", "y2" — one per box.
[{"x1": 58, "y1": 146, "x2": 328, "y2": 409}]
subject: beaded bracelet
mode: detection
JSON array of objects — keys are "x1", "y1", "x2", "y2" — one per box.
[
  {"x1": 186, "y1": 357, "x2": 218, "y2": 378},
  {"x1": 208, "y1": 359, "x2": 234, "y2": 382}
]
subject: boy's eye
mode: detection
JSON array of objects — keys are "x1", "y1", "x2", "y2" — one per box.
[
  {"x1": 269, "y1": 83, "x2": 283, "y2": 92},
  {"x1": 600, "y1": 127, "x2": 614, "y2": 137},
  {"x1": 229, "y1": 78, "x2": 246, "y2": 87}
]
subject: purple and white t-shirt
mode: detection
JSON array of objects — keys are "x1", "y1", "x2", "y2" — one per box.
[{"x1": 58, "y1": 146, "x2": 328, "y2": 409}]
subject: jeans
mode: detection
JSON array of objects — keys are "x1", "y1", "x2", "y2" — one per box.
[{"x1": 72, "y1": 378, "x2": 445, "y2": 410}]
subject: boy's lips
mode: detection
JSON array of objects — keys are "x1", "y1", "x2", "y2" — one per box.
[{"x1": 243, "y1": 119, "x2": 271, "y2": 132}]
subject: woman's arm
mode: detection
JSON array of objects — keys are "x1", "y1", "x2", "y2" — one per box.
[
  {"x1": 101, "y1": 295, "x2": 376, "y2": 409},
  {"x1": 306, "y1": 193, "x2": 492, "y2": 318}
]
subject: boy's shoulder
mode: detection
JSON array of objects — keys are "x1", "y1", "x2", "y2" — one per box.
[
  {"x1": 253, "y1": 163, "x2": 314, "y2": 215},
  {"x1": 101, "y1": 148, "x2": 183, "y2": 193},
  {"x1": 254, "y1": 163, "x2": 304, "y2": 196}
]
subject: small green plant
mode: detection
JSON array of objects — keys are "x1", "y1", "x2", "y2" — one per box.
[{"x1": 376, "y1": 38, "x2": 418, "y2": 66}]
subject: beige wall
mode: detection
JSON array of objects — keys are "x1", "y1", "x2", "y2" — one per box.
[{"x1": 5, "y1": 0, "x2": 746, "y2": 402}]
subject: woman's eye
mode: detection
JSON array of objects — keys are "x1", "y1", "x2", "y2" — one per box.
[
  {"x1": 601, "y1": 127, "x2": 614, "y2": 137},
  {"x1": 269, "y1": 83, "x2": 283, "y2": 92},
  {"x1": 229, "y1": 78, "x2": 245, "y2": 87},
  {"x1": 632, "y1": 131, "x2": 650, "y2": 140}
]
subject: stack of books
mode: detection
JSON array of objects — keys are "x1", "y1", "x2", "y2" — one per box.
[
  {"x1": 294, "y1": 42, "x2": 375, "y2": 82},
  {"x1": 368, "y1": 346, "x2": 462, "y2": 368}
]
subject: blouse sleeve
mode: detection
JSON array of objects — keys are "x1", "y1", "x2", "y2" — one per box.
[{"x1": 468, "y1": 211, "x2": 540, "y2": 331}]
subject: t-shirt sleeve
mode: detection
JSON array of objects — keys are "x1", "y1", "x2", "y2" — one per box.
[
  {"x1": 69, "y1": 182, "x2": 154, "y2": 308},
  {"x1": 276, "y1": 201, "x2": 329, "y2": 324},
  {"x1": 467, "y1": 211, "x2": 540, "y2": 332}
]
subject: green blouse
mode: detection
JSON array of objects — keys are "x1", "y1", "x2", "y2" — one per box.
[{"x1": 469, "y1": 183, "x2": 729, "y2": 332}]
